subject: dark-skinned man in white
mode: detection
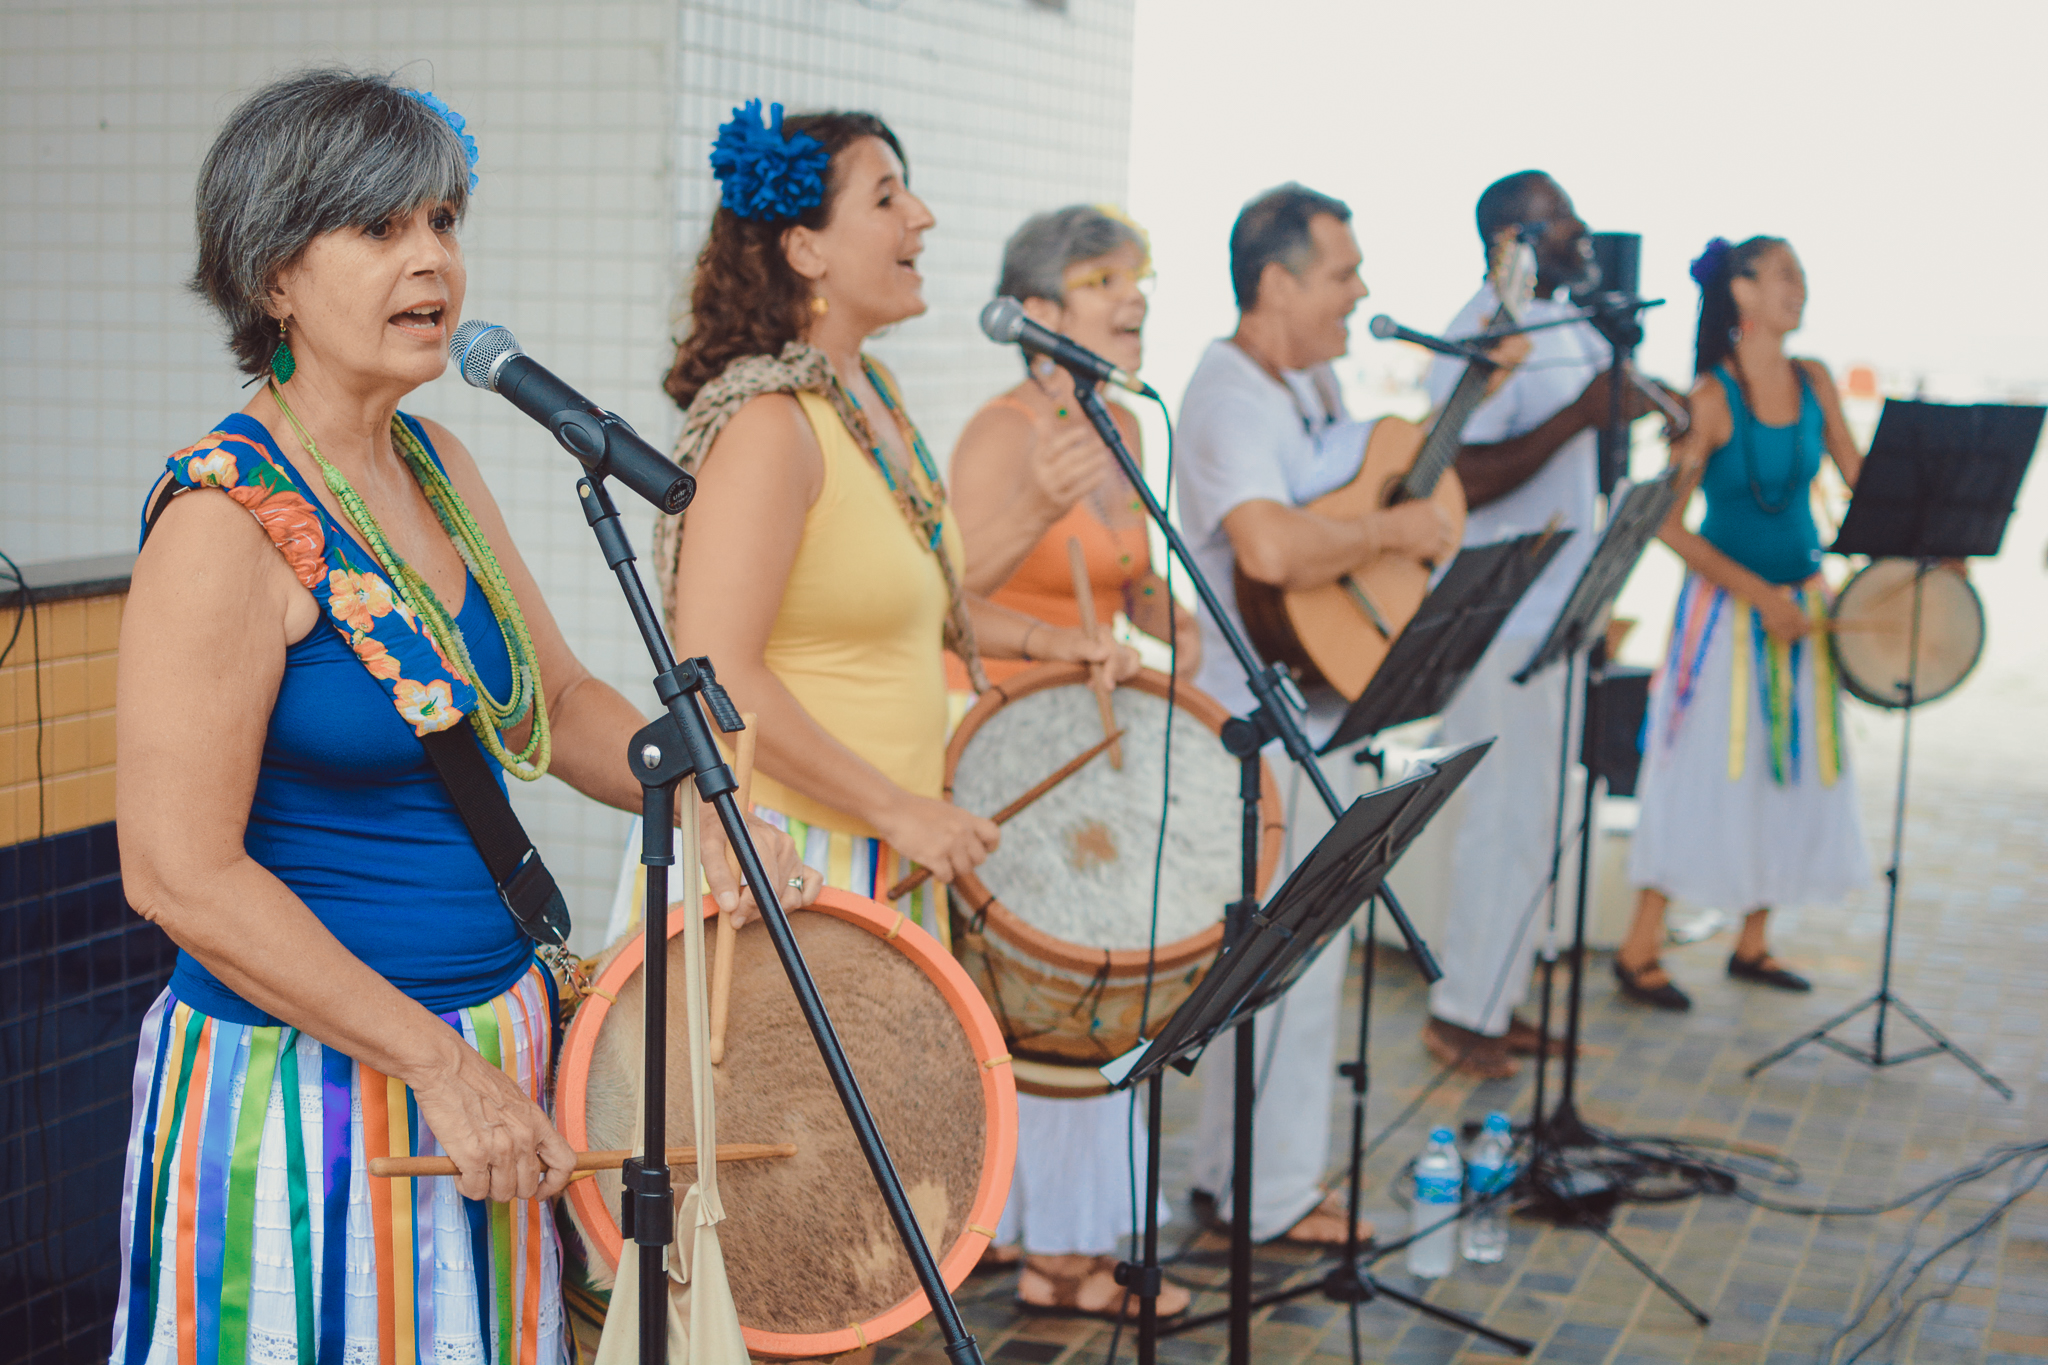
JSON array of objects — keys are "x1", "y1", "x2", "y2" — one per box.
[
  {"x1": 1176, "y1": 185, "x2": 1520, "y2": 1245},
  {"x1": 1419, "y1": 171, "x2": 1667, "y2": 1079}
]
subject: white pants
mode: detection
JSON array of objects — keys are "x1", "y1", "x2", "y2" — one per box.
[
  {"x1": 995, "y1": 1092, "x2": 1153, "y2": 1256},
  {"x1": 1427, "y1": 632, "x2": 1581, "y2": 1037},
  {"x1": 1187, "y1": 747, "x2": 1363, "y2": 1240}
]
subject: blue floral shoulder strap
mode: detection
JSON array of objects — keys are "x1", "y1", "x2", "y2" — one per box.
[{"x1": 151, "y1": 416, "x2": 475, "y2": 735}]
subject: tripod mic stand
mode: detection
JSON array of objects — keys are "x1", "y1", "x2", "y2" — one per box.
[
  {"x1": 1054, "y1": 381, "x2": 1518, "y2": 1365},
  {"x1": 571, "y1": 475, "x2": 988, "y2": 1365},
  {"x1": 1177, "y1": 533, "x2": 1567, "y2": 1360},
  {"x1": 1505, "y1": 468, "x2": 1712, "y2": 1325}
]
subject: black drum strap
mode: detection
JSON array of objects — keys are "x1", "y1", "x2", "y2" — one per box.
[{"x1": 420, "y1": 725, "x2": 572, "y2": 947}]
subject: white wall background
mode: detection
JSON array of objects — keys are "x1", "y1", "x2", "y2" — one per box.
[{"x1": 1, "y1": 0, "x2": 1135, "y2": 943}]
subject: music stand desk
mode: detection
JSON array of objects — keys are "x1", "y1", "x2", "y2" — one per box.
[
  {"x1": 1321, "y1": 532, "x2": 1570, "y2": 756},
  {"x1": 1516, "y1": 471, "x2": 1681, "y2": 685},
  {"x1": 1830, "y1": 397, "x2": 2042, "y2": 560},
  {"x1": 1749, "y1": 395, "x2": 2041, "y2": 1098}
]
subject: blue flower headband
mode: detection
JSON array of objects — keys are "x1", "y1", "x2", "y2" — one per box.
[
  {"x1": 404, "y1": 89, "x2": 479, "y2": 192},
  {"x1": 1689, "y1": 237, "x2": 1732, "y2": 289},
  {"x1": 711, "y1": 99, "x2": 829, "y2": 222}
]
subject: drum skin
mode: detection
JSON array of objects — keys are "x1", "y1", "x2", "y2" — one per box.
[
  {"x1": 1830, "y1": 559, "x2": 1985, "y2": 708},
  {"x1": 945, "y1": 665, "x2": 1285, "y2": 1097},
  {"x1": 556, "y1": 888, "x2": 1017, "y2": 1359}
]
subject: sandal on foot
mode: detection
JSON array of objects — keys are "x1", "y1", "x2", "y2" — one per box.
[
  {"x1": 1727, "y1": 952, "x2": 1810, "y2": 991},
  {"x1": 973, "y1": 1241, "x2": 1022, "y2": 1275},
  {"x1": 1613, "y1": 956, "x2": 1691, "y2": 1011},
  {"x1": 1015, "y1": 1255, "x2": 1189, "y2": 1322},
  {"x1": 1279, "y1": 1192, "x2": 1376, "y2": 1248}
]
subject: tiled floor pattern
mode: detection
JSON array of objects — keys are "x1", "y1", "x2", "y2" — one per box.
[{"x1": 865, "y1": 741, "x2": 2048, "y2": 1365}]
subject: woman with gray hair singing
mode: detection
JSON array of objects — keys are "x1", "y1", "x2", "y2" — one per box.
[
  {"x1": 110, "y1": 69, "x2": 808, "y2": 1364},
  {"x1": 947, "y1": 205, "x2": 1195, "y2": 1318}
]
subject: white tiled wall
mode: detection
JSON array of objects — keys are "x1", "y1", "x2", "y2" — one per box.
[{"x1": 0, "y1": 0, "x2": 1134, "y2": 943}]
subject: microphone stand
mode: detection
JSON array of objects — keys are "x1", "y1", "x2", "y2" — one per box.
[
  {"x1": 1061, "y1": 377, "x2": 1463, "y2": 1365},
  {"x1": 571, "y1": 475, "x2": 986, "y2": 1365}
]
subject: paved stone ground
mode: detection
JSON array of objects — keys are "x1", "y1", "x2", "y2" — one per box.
[{"x1": 867, "y1": 667, "x2": 2048, "y2": 1364}]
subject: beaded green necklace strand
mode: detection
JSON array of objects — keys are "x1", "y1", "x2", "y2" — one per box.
[{"x1": 268, "y1": 381, "x2": 551, "y2": 780}]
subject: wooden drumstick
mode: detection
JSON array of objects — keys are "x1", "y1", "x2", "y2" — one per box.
[
  {"x1": 883, "y1": 727, "x2": 1127, "y2": 901},
  {"x1": 708, "y1": 711, "x2": 757, "y2": 1067},
  {"x1": 1067, "y1": 536, "x2": 1124, "y2": 770},
  {"x1": 367, "y1": 1142, "x2": 796, "y2": 1180}
]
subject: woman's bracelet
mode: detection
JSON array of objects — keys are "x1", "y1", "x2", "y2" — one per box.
[{"x1": 1021, "y1": 621, "x2": 1039, "y2": 661}]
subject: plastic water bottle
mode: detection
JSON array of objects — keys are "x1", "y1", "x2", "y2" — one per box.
[
  {"x1": 1407, "y1": 1127, "x2": 1463, "y2": 1278},
  {"x1": 1461, "y1": 1112, "x2": 1517, "y2": 1263}
]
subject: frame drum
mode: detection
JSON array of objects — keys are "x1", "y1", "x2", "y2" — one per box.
[
  {"x1": 945, "y1": 664, "x2": 1284, "y2": 1097},
  {"x1": 556, "y1": 888, "x2": 1017, "y2": 1359},
  {"x1": 1830, "y1": 559, "x2": 1985, "y2": 708}
]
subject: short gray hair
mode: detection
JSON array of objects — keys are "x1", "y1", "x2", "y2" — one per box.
[
  {"x1": 1229, "y1": 183, "x2": 1350, "y2": 311},
  {"x1": 996, "y1": 205, "x2": 1148, "y2": 307},
  {"x1": 191, "y1": 69, "x2": 473, "y2": 376}
]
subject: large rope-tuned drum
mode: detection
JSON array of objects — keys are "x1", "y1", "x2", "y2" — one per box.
[
  {"x1": 556, "y1": 889, "x2": 1017, "y2": 1359},
  {"x1": 1829, "y1": 559, "x2": 1986, "y2": 708},
  {"x1": 944, "y1": 664, "x2": 1284, "y2": 1097}
]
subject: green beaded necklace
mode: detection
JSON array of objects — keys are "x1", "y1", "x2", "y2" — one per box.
[{"x1": 269, "y1": 381, "x2": 551, "y2": 780}]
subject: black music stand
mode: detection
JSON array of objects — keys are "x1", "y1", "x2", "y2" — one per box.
[
  {"x1": 1323, "y1": 532, "x2": 1571, "y2": 755},
  {"x1": 1104, "y1": 743, "x2": 1536, "y2": 1362},
  {"x1": 1746, "y1": 398, "x2": 2042, "y2": 1095},
  {"x1": 1166, "y1": 532, "x2": 1565, "y2": 1363},
  {"x1": 1509, "y1": 472, "x2": 1713, "y2": 1324}
]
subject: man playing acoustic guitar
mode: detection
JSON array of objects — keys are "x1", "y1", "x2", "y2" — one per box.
[{"x1": 1176, "y1": 183, "x2": 1520, "y2": 1243}]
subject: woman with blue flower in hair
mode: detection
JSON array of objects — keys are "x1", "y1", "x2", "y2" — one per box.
[
  {"x1": 110, "y1": 70, "x2": 811, "y2": 1364},
  {"x1": 655, "y1": 104, "x2": 1138, "y2": 933},
  {"x1": 1614, "y1": 236, "x2": 1872, "y2": 1011}
]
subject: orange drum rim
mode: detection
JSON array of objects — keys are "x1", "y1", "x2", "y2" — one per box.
[
  {"x1": 945, "y1": 663, "x2": 1287, "y2": 973},
  {"x1": 556, "y1": 886, "x2": 1018, "y2": 1360}
]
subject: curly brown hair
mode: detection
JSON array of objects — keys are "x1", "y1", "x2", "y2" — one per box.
[{"x1": 664, "y1": 111, "x2": 906, "y2": 410}]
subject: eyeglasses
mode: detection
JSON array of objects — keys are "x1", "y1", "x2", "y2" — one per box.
[{"x1": 1063, "y1": 264, "x2": 1155, "y2": 297}]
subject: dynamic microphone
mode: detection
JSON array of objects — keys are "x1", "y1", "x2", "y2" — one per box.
[
  {"x1": 979, "y1": 297, "x2": 1156, "y2": 398},
  {"x1": 449, "y1": 320, "x2": 694, "y2": 514},
  {"x1": 1367, "y1": 314, "x2": 1496, "y2": 364}
]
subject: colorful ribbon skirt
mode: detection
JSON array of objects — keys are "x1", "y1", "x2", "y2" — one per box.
[
  {"x1": 606, "y1": 808, "x2": 947, "y2": 950},
  {"x1": 111, "y1": 965, "x2": 565, "y2": 1365}
]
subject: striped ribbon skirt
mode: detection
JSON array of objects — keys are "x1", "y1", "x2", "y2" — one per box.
[{"x1": 110, "y1": 965, "x2": 566, "y2": 1365}]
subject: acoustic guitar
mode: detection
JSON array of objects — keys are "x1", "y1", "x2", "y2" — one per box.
[{"x1": 1235, "y1": 232, "x2": 1538, "y2": 700}]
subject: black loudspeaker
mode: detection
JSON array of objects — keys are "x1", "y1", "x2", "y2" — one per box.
[{"x1": 1584, "y1": 665, "x2": 1652, "y2": 797}]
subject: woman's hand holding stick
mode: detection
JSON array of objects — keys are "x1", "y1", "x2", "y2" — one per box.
[{"x1": 1067, "y1": 536, "x2": 1123, "y2": 770}]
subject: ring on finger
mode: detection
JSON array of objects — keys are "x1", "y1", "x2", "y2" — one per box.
[{"x1": 787, "y1": 875, "x2": 806, "y2": 890}]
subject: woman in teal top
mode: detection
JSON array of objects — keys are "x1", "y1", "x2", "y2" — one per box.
[{"x1": 1616, "y1": 236, "x2": 1872, "y2": 1012}]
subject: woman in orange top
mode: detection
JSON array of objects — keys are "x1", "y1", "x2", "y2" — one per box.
[
  {"x1": 947, "y1": 206, "x2": 1197, "y2": 692},
  {"x1": 948, "y1": 206, "x2": 1196, "y2": 1318}
]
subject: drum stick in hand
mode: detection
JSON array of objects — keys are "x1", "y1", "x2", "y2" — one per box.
[
  {"x1": 367, "y1": 1142, "x2": 796, "y2": 1180},
  {"x1": 883, "y1": 727, "x2": 1127, "y2": 901},
  {"x1": 709, "y1": 712, "x2": 757, "y2": 1066},
  {"x1": 1067, "y1": 536, "x2": 1124, "y2": 770}
]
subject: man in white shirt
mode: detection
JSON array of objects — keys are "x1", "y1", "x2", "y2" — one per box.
[
  {"x1": 1420, "y1": 171, "x2": 1662, "y2": 1078},
  {"x1": 1174, "y1": 184, "x2": 1462, "y2": 1244}
]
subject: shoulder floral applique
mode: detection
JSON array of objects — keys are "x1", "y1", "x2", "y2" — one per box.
[{"x1": 160, "y1": 421, "x2": 476, "y2": 736}]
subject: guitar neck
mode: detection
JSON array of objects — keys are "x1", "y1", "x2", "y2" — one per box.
[{"x1": 1403, "y1": 359, "x2": 1495, "y2": 500}]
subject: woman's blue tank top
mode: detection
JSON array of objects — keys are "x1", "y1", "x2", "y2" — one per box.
[
  {"x1": 1695, "y1": 364, "x2": 1826, "y2": 585},
  {"x1": 160, "y1": 413, "x2": 531, "y2": 1025}
]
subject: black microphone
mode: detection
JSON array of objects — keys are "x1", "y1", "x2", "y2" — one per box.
[
  {"x1": 449, "y1": 320, "x2": 694, "y2": 514},
  {"x1": 979, "y1": 297, "x2": 1156, "y2": 398},
  {"x1": 1367, "y1": 314, "x2": 1496, "y2": 364}
]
